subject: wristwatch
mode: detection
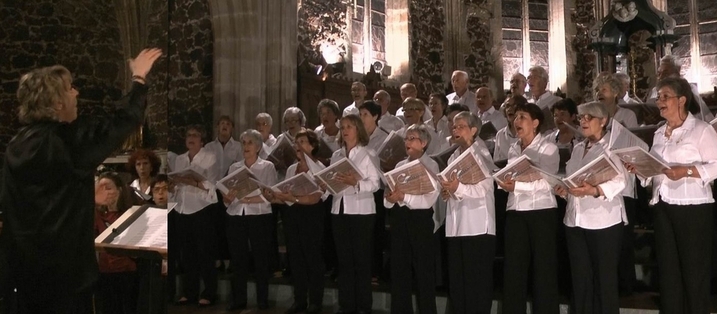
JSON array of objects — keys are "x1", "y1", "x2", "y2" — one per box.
[{"x1": 687, "y1": 167, "x2": 693, "y2": 177}]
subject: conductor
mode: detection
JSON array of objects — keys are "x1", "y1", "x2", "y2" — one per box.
[{"x1": 0, "y1": 48, "x2": 162, "y2": 314}]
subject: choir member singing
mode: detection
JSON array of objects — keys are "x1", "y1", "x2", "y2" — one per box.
[
  {"x1": 384, "y1": 124, "x2": 440, "y2": 314},
  {"x1": 127, "y1": 148, "x2": 162, "y2": 204},
  {"x1": 625, "y1": 77, "x2": 717, "y2": 314},
  {"x1": 223, "y1": 129, "x2": 278, "y2": 311},
  {"x1": 440, "y1": 111, "x2": 496, "y2": 314},
  {"x1": 328, "y1": 115, "x2": 381, "y2": 314},
  {"x1": 497, "y1": 102, "x2": 560, "y2": 314},
  {"x1": 554, "y1": 101, "x2": 627, "y2": 314},
  {"x1": 427, "y1": 93, "x2": 451, "y2": 140},
  {"x1": 266, "y1": 130, "x2": 326, "y2": 314}
]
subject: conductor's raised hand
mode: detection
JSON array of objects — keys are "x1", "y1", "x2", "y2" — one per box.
[{"x1": 129, "y1": 48, "x2": 163, "y2": 78}]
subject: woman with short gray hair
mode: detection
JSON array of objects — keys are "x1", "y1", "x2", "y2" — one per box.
[
  {"x1": 594, "y1": 75, "x2": 637, "y2": 129},
  {"x1": 554, "y1": 101, "x2": 628, "y2": 314},
  {"x1": 277, "y1": 107, "x2": 306, "y2": 143},
  {"x1": 222, "y1": 128, "x2": 279, "y2": 311},
  {"x1": 255, "y1": 113, "x2": 276, "y2": 147},
  {"x1": 439, "y1": 110, "x2": 496, "y2": 314},
  {"x1": 383, "y1": 123, "x2": 439, "y2": 314}
]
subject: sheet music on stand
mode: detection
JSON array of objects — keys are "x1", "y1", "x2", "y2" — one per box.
[
  {"x1": 267, "y1": 135, "x2": 297, "y2": 174},
  {"x1": 611, "y1": 146, "x2": 671, "y2": 178},
  {"x1": 608, "y1": 120, "x2": 649, "y2": 152},
  {"x1": 492, "y1": 155, "x2": 543, "y2": 184},
  {"x1": 478, "y1": 121, "x2": 498, "y2": 141},
  {"x1": 383, "y1": 159, "x2": 437, "y2": 194},
  {"x1": 168, "y1": 164, "x2": 207, "y2": 183},
  {"x1": 439, "y1": 146, "x2": 491, "y2": 199},
  {"x1": 564, "y1": 154, "x2": 621, "y2": 189},
  {"x1": 377, "y1": 130, "x2": 407, "y2": 172},
  {"x1": 314, "y1": 157, "x2": 365, "y2": 195},
  {"x1": 95, "y1": 204, "x2": 174, "y2": 259},
  {"x1": 216, "y1": 166, "x2": 262, "y2": 199}
]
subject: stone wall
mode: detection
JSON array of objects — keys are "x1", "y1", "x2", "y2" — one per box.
[
  {"x1": 0, "y1": 0, "x2": 126, "y2": 155},
  {"x1": 570, "y1": 0, "x2": 597, "y2": 102},
  {"x1": 409, "y1": 0, "x2": 446, "y2": 94},
  {"x1": 166, "y1": 0, "x2": 213, "y2": 153},
  {"x1": 297, "y1": 0, "x2": 348, "y2": 68},
  {"x1": 144, "y1": 0, "x2": 170, "y2": 150}
]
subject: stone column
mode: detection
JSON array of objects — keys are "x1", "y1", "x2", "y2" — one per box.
[
  {"x1": 569, "y1": 0, "x2": 597, "y2": 101},
  {"x1": 208, "y1": 0, "x2": 297, "y2": 137},
  {"x1": 410, "y1": 0, "x2": 446, "y2": 94}
]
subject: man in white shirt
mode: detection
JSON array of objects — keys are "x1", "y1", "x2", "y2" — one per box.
[
  {"x1": 509, "y1": 72, "x2": 528, "y2": 99},
  {"x1": 204, "y1": 116, "x2": 242, "y2": 179},
  {"x1": 374, "y1": 90, "x2": 404, "y2": 132},
  {"x1": 396, "y1": 83, "x2": 432, "y2": 122},
  {"x1": 342, "y1": 81, "x2": 367, "y2": 117},
  {"x1": 447, "y1": 70, "x2": 478, "y2": 114},
  {"x1": 645, "y1": 55, "x2": 714, "y2": 121},
  {"x1": 614, "y1": 73, "x2": 641, "y2": 104},
  {"x1": 527, "y1": 66, "x2": 561, "y2": 111},
  {"x1": 476, "y1": 87, "x2": 508, "y2": 131}
]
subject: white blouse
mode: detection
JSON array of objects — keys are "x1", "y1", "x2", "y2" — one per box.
[
  {"x1": 265, "y1": 134, "x2": 277, "y2": 148},
  {"x1": 396, "y1": 125, "x2": 448, "y2": 156},
  {"x1": 383, "y1": 154, "x2": 441, "y2": 210},
  {"x1": 225, "y1": 158, "x2": 278, "y2": 216},
  {"x1": 330, "y1": 145, "x2": 381, "y2": 215},
  {"x1": 379, "y1": 112, "x2": 405, "y2": 133},
  {"x1": 645, "y1": 113, "x2": 717, "y2": 205},
  {"x1": 505, "y1": 133, "x2": 559, "y2": 211},
  {"x1": 366, "y1": 127, "x2": 389, "y2": 155},
  {"x1": 426, "y1": 115, "x2": 451, "y2": 141},
  {"x1": 445, "y1": 141, "x2": 496, "y2": 237},
  {"x1": 563, "y1": 135, "x2": 627, "y2": 230},
  {"x1": 316, "y1": 128, "x2": 340, "y2": 152},
  {"x1": 130, "y1": 179, "x2": 151, "y2": 200},
  {"x1": 493, "y1": 126, "x2": 519, "y2": 162},
  {"x1": 173, "y1": 148, "x2": 219, "y2": 215},
  {"x1": 204, "y1": 137, "x2": 243, "y2": 178}
]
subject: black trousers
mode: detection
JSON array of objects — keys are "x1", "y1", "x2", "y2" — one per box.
[
  {"x1": 322, "y1": 197, "x2": 338, "y2": 271},
  {"x1": 654, "y1": 201, "x2": 713, "y2": 314},
  {"x1": 618, "y1": 196, "x2": 637, "y2": 295},
  {"x1": 389, "y1": 206, "x2": 436, "y2": 314},
  {"x1": 372, "y1": 190, "x2": 388, "y2": 279},
  {"x1": 225, "y1": 213, "x2": 274, "y2": 306},
  {"x1": 332, "y1": 213, "x2": 375, "y2": 313},
  {"x1": 447, "y1": 234, "x2": 496, "y2": 314},
  {"x1": 166, "y1": 209, "x2": 180, "y2": 301},
  {"x1": 565, "y1": 223, "x2": 622, "y2": 314},
  {"x1": 502, "y1": 209, "x2": 559, "y2": 314},
  {"x1": 15, "y1": 286, "x2": 94, "y2": 314},
  {"x1": 176, "y1": 208, "x2": 218, "y2": 301},
  {"x1": 283, "y1": 203, "x2": 325, "y2": 307},
  {"x1": 97, "y1": 272, "x2": 138, "y2": 314}
]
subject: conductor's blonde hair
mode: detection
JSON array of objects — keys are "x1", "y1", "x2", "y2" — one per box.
[{"x1": 16, "y1": 65, "x2": 72, "y2": 124}]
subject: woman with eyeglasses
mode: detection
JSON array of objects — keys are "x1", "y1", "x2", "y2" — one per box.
[
  {"x1": 384, "y1": 124, "x2": 440, "y2": 314},
  {"x1": 439, "y1": 111, "x2": 496, "y2": 314},
  {"x1": 554, "y1": 101, "x2": 627, "y2": 314},
  {"x1": 328, "y1": 114, "x2": 381, "y2": 314},
  {"x1": 624, "y1": 77, "x2": 717, "y2": 314},
  {"x1": 276, "y1": 107, "x2": 307, "y2": 143},
  {"x1": 222, "y1": 129, "x2": 278, "y2": 311},
  {"x1": 265, "y1": 130, "x2": 326, "y2": 314},
  {"x1": 401, "y1": 97, "x2": 448, "y2": 155},
  {"x1": 497, "y1": 102, "x2": 560, "y2": 314}
]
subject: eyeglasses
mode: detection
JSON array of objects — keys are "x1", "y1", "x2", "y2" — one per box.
[
  {"x1": 284, "y1": 118, "x2": 300, "y2": 124},
  {"x1": 404, "y1": 107, "x2": 424, "y2": 112},
  {"x1": 404, "y1": 136, "x2": 421, "y2": 142},
  {"x1": 452, "y1": 124, "x2": 469, "y2": 130},
  {"x1": 256, "y1": 122, "x2": 268, "y2": 127},
  {"x1": 577, "y1": 114, "x2": 596, "y2": 122},
  {"x1": 656, "y1": 94, "x2": 679, "y2": 102}
]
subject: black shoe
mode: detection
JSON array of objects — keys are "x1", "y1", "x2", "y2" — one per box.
[
  {"x1": 258, "y1": 301, "x2": 270, "y2": 310},
  {"x1": 226, "y1": 302, "x2": 246, "y2": 311},
  {"x1": 285, "y1": 303, "x2": 307, "y2": 314},
  {"x1": 306, "y1": 304, "x2": 322, "y2": 313}
]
